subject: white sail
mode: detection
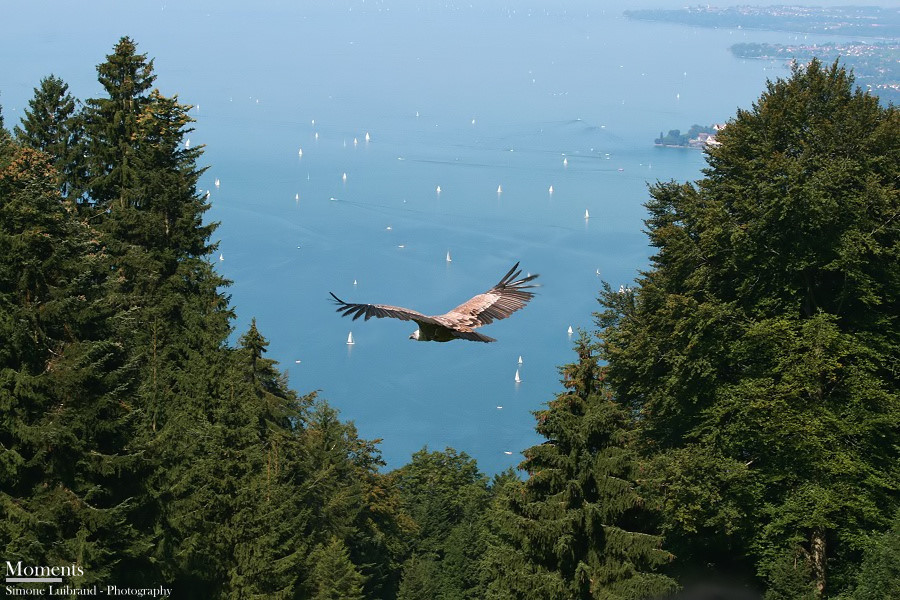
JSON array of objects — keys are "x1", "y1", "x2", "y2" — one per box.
[
  {"x1": 514, "y1": 368, "x2": 521, "y2": 383},
  {"x1": 446, "y1": 251, "x2": 452, "y2": 263},
  {"x1": 347, "y1": 332, "x2": 355, "y2": 345},
  {"x1": 567, "y1": 326, "x2": 573, "y2": 335}
]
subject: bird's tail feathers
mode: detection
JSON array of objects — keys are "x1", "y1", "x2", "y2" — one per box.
[{"x1": 453, "y1": 330, "x2": 496, "y2": 343}]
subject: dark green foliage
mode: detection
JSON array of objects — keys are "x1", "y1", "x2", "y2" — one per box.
[
  {"x1": 82, "y1": 36, "x2": 156, "y2": 209},
  {"x1": 483, "y1": 334, "x2": 678, "y2": 600},
  {"x1": 310, "y1": 537, "x2": 367, "y2": 600},
  {"x1": 396, "y1": 555, "x2": 442, "y2": 600},
  {"x1": 597, "y1": 60, "x2": 899, "y2": 596},
  {"x1": 0, "y1": 102, "x2": 11, "y2": 154},
  {"x1": 302, "y1": 400, "x2": 409, "y2": 600},
  {"x1": 0, "y1": 141, "x2": 152, "y2": 585},
  {"x1": 764, "y1": 553, "x2": 817, "y2": 600},
  {"x1": 390, "y1": 447, "x2": 491, "y2": 599},
  {"x1": 153, "y1": 320, "x2": 311, "y2": 598},
  {"x1": 1, "y1": 39, "x2": 407, "y2": 599},
  {"x1": 851, "y1": 509, "x2": 900, "y2": 600},
  {"x1": 14, "y1": 75, "x2": 86, "y2": 198}
]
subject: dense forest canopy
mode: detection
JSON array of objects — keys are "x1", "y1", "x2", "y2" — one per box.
[{"x1": 1, "y1": 37, "x2": 897, "y2": 600}]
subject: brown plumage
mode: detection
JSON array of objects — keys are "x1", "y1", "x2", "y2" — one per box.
[{"x1": 329, "y1": 262, "x2": 539, "y2": 343}]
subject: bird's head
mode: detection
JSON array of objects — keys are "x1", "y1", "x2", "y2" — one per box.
[{"x1": 409, "y1": 329, "x2": 421, "y2": 341}]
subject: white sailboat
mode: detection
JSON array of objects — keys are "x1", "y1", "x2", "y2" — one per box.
[
  {"x1": 514, "y1": 368, "x2": 521, "y2": 383},
  {"x1": 518, "y1": 355, "x2": 523, "y2": 365},
  {"x1": 347, "y1": 332, "x2": 355, "y2": 345},
  {"x1": 497, "y1": 184, "x2": 503, "y2": 194},
  {"x1": 215, "y1": 178, "x2": 220, "y2": 188},
  {"x1": 567, "y1": 325, "x2": 573, "y2": 335},
  {"x1": 446, "y1": 250, "x2": 452, "y2": 263},
  {"x1": 584, "y1": 209, "x2": 590, "y2": 219}
]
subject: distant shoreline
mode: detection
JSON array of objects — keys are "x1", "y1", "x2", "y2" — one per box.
[
  {"x1": 624, "y1": 6, "x2": 900, "y2": 40},
  {"x1": 655, "y1": 124, "x2": 722, "y2": 149}
]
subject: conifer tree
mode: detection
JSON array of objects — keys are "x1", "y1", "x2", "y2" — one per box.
[
  {"x1": 396, "y1": 556, "x2": 442, "y2": 600},
  {"x1": 154, "y1": 320, "x2": 313, "y2": 597},
  {"x1": 80, "y1": 38, "x2": 228, "y2": 434},
  {"x1": 14, "y1": 75, "x2": 85, "y2": 197},
  {"x1": 0, "y1": 140, "x2": 153, "y2": 585},
  {"x1": 82, "y1": 36, "x2": 156, "y2": 209},
  {"x1": 78, "y1": 37, "x2": 237, "y2": 591},
  {"x1": 391, "y1": 447, "x2": 491, "y2": 599},
  {"x1": 310, "y1": 537, "x2": 367, "y2": 600},
  {"x1": 596, "y1": 60, "x2": 899, "y2": 596},
  {"x1": 483, "y1": 334, "x2": 678, "y2": 600},
  {"x1": 298, "y1": 400, "x2": 408, "y2": 599}
]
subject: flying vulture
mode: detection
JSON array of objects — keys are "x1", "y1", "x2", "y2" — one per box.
[{"x1": 329, "y1": 262, "x2": 539, "y2": 343}]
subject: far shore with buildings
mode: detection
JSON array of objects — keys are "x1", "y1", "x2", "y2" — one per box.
[{"x1": 654, "y1": 124, "x2": 725, "y2": 148}]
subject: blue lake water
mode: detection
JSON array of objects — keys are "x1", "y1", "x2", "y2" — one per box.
[{"x1": 1, "y1": 0, "x2": 852, "y2": 473}]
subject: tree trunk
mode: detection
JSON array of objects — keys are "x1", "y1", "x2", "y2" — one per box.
[{"x1": 810, "y1": 527, "x2": 826, "y2": 597}]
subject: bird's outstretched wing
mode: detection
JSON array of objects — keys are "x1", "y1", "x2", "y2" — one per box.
[
  {"x1": 329, "y1": 292, "x2": 442, "y2": 326},
  {"x1": 436, "y1": 262, "x2": 539, "y2": 330}
]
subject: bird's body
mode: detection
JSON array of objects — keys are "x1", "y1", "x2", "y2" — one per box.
[{"x1": 330, "y1": 263, "x2": 538, "y2": 343}]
